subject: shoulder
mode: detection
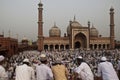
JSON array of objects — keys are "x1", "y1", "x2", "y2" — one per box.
[
  {"x1": 28, "y1": 66, "x2": 34, "y2": 70},
  {"x1": 0, "y1": 65, "x2": 5, "y2": 71},
  {"x1": 37, "y1": 64, "x2": 51, "y2": 69},
  {"x1": 80, "y1": 62, "x2": 88, "y2": 66}
]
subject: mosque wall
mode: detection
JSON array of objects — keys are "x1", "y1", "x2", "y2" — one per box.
[{"x1": 0, "y1": 37, "x2": 18, "y2": 57}]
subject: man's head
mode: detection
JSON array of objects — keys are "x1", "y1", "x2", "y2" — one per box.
[
  {"x1": 54, "y1": 58, "x2": 62, "y2": 65},
  {"x1": 23, "y1": 58, "x2": 30, "y2": 66},
  {"x1": 75, "y1": 56, "x2": 84, "y2": 66},
  {"x1": 40, "y1": 54, "x2": 47, "y2": 64},
  {"x1": 0, "y1": 55, "x2": 5, "y2": 64},
  {"x1": 100, "y1": 56, "x2": 107, "y2": 62}
]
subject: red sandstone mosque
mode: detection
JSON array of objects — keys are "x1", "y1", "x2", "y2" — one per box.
[{"x1": 37, "y1": 1, "x2": 115, "y2": 51}]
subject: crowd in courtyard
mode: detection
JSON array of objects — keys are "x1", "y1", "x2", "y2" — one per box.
[{"x1": 0, "y1": 49, "x2": 120, "y2": 80}]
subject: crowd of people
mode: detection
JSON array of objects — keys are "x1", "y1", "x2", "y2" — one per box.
[{"x1": 0, "y1": 49, "x2": 120, "y2": 80}]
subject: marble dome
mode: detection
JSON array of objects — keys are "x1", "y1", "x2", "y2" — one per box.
[
  {"x1": 49, "y1": 24, "x2": 61, "y2": 37},
  {"x1": 90, "y1": 26, "x2": 99, "y2": 37}
]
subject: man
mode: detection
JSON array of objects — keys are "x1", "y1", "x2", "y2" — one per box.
[
  {"x1": 51, "y1": 58, "x2": 69, "y2": 80},
  {"x1": 0, "y1": 55, "x2": 8, "y2": 80},
  {"x1": 97, "y1": 56, "x2": 119, "y2": 80},
  {"x1": 118, "y1": 59, "x2": 120, "y2": 79},
  {"x1": 15, "y1": 58, "x2": 35, "y2": 80},
  {"x1": 36, "y1": 54, "x2": 53, "y2": 80},
  {"x1": 73, "y1": 56, "x2": 94, "y2": 80}
]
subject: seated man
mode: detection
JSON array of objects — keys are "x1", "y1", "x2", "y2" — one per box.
[
  {"x1": 72, "y1": 56, "x2": 94, "y2": 80},
  {"x1": 51, "y1": 58, "x2": 69, "y2": 80}
]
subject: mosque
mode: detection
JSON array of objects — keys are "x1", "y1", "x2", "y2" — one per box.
[{"x1": 37, "y1": 1, "x2": 115, "y2": 51}]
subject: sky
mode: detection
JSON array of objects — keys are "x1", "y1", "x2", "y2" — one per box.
[{"x1": 0, "y1": 0, "x2": 120, "y2": 42}]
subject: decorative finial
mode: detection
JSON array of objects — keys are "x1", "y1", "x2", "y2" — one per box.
[
  {"x1": 88, "y1": 21, "x2": 90, "y2": 28},
  {"x1": 8, "y1": 30, "x2": 11, "y2": 37},
  {"x1": 110, "y1": 6, "x2": 114, "y2": 11},
  {"x1": 111, "y1": 6, "x2": 114, "y2": 9},
  {"x1": 54, "y1": 22, "x2": 56, "y2": 26},
  {"x1": 74, "y1": 15, "x2": 76, "y2": 21},
  {"x1": 16, "y1": 34, "x2": 19, "y2": 39},
  {"x1": 92, "y1": 23, "x2": 94, "y2": 28},
  {"x1": 88, "y1": 20, "x2": 90, "y2": 23},
  {"x1": 2, "y1": 30, "x2": 4, "y2": 36},
  {"x1": 54, "y1": 22, "x2": 57, "y2": 27},
  {"x1": 38, "y1": 0, "x2": 43, "y2": 7}
]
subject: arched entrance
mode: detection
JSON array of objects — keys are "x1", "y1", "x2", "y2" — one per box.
[
  {"x1": 55, "y1": 45, "x2": 59, "y2": 50},
  {"x1": 66, "y1": 45, "x2": 69, "y2": 49},
  {"x1": 50, "y1": 45, "x2": 53, "y2": 51},
  {"x1": 44, "y1": 45, "x2": 48, "y2": 50},
  {"x1": 60, "y1": 45, "x2": 64, "y2": 50},
  {"x1": 74, "y1": 32, "x2": 87, "y2": 49},
  {"x1": 75, "y1": 41, "x2": 81, "y2": 49}
]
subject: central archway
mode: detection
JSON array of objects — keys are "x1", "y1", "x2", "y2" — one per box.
[
  {"x1": 74, "y1": 32, "x2": 87, "y2": 49},
  {"x1": 75, "y1": 41, "x2": 81, "y2": 49}
]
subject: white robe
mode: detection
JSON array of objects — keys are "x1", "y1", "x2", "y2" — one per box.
[
  {"x1": 97, "y1": 61, "x2": 119, "y2": 80},
  {"x1": 0, "y1": 65, "x2": 8, "y2": 80},
  {"x1": 74, "y1": 62, "x2": 94, "y2": 80},
  {"x1": 36, "y1": 64, "x2": 53, "y2": 80},
  {"x1": 15, "y1": 64, "x2": 35, "y2": 80}
]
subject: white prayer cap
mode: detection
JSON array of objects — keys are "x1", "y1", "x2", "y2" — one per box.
[
  {"x1": 40, "y1": 54, "x2": 46, "y2": 58},
  {"x1": 77, "y1": 56, "x2": 83, "y2": 59},
  {"x1": 55, "y1": 58, "x2": 61, "y2": 63},
  {"x1": 101, "y1": 57, "x2": 107, "y2": 61},
  {"x1": 23, "y1": 58, "x2": 29, "y2": 63},
  {"x1": 40, "y1": 54, "x2": 47, "y2": 61},
  {"x1": 0, "y1": 55, "x2": 5, "y2": 62}
]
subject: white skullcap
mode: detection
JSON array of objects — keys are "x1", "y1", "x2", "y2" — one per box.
[
  {"x1": 40, "y1": 54, "x2": 46, "y2": 58},
  {"x1": 77, "y1": 56, "x2": 83, "y2": 59},
  {"x1": 0, "y1": 55, "x2": 5, "y2": 62},
  {"x1": 55, "y1": 58, "x2": 61, "y2": 63},
  {"x1": 23, "y1": 58, "x2": 29, "y2": 63},
  {"x1": 101, "y1": 57, "x2": 107, "y2": 61},
  {"x1": 40, "y1": 54, "x2": 47, "y2": 61}
]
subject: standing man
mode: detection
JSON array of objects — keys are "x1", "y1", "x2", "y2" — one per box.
[
  {"x1": 0, "y1": 55, "x2": 8, "y2": 80},
  {"x1": 97, "y1": 56, "x2": 119, "y2": 80},
  {"x1": 36, "y1": 54, "x2": 53, "y2": 80},
  {"x1": 72, "y1": 56, "x2": 94, "y2": 80},
  {"x1": 51, "y1": 58, "x2": 69, "y2": 80},
  {"x1": 15, "y1": 58, "x2": 35, "y2": 80}
]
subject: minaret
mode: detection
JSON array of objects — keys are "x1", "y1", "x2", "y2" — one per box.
[
  {"x1": 38, "y1": 0, "x2": 44, "y2": 51},
  {"x1": 110, "y1": 7, "x2": 115, "y2": 49},
  {"x1": 88, "y1": 21, "x2": 90, "y2": 48}
]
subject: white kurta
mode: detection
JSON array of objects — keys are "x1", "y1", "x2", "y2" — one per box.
[
  {"x1": 0, "y1": 65, "x2": 8, "y2": 80},
  {"x1": 118, "y1": 60, "x2": 120, "y2": 70},
  {"x1": 74, "y1": 62, "x2": 94, "y2": 80},
  {"x1": 97, "y1": 61, "x2": 119, "y2": 80},
  {"x1": 36, "y1": 64, "x2": 53, "y2": 80},
  {"x1": 15, "y1": 64, "x2": 35, "y2": 80}
]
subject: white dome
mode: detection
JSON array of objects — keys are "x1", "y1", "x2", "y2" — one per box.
[
  {"x1": 71, "y1": 20, "x2": 82, "y2": 27},
  {"x1": 90, "y1": 26, "x2": 99, "y2": 37},
  {"x1": 67, "y1": 19, "x2": 82, "y2": 36},
  {"x1": 49, "y1": 24, "x2": 61, "y2": 37}
]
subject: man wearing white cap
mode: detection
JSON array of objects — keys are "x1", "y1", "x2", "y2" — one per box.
[
  {"x1": 97, "y1": 56, "x2": 119, "y2": 80},
  {"x1": 72, "y1": 56, "x2": 94, "y2": 80},
  {"x1": 36, "y1": 54, "x2": 53, "y2": 80},
  {"x1": 15, "y1": 58, "x2": 35, "y2": 80},
  {"x1": 0, "y1": 55, "x2": 8, "y2": 80}
]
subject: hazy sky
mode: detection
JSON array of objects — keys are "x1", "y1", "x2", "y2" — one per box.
[{"x1": 0, "y1": 0, "x2": 120, "y2": 42}]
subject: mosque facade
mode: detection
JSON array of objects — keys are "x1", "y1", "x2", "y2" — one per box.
[{"x1": 37, "y1": 1, "x2": 115, "y2": 51}]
